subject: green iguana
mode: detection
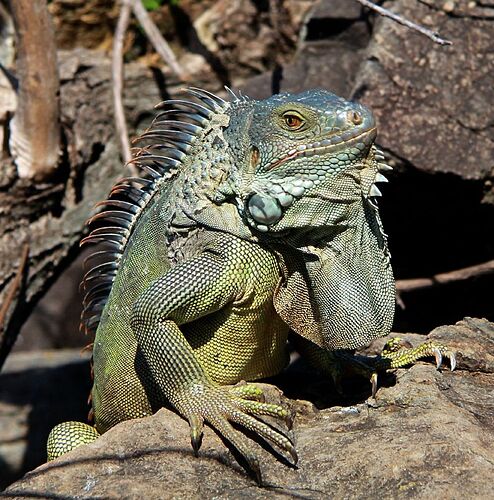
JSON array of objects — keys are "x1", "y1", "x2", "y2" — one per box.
[{"x1": 47, "y1": 88, "x2": 455, "y2": 482}]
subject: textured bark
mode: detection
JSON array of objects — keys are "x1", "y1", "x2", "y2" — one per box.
[{"x1": 8, "y1": 0, "x2": 61, "y2": 180}]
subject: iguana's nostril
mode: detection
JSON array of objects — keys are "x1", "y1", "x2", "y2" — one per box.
[{"x1": 349, "y1": 110, "x2": 363, "y2": 125}]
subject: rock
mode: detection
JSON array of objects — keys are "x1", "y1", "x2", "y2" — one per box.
[
  {"x1": 309, "y1": 0, "x2": 362, "y2": 20},
  {"x1": 12, "y1": 252, "x2": 88, "y2": 352},
  {"x1": 4, "y1": 318, "x2": 494, "y2": 497},
  {"x1": 352, "y1": 0, "x2": 494, "y2": 182},
  {"x1": 241, "y1": 6, "x2": 369, "y2": 99},
  {"x1": 193, "y1": 0, "x2": 315, "y2": 81},
  {"x1": 423, "y1": 0, "x2": 494, "y2": 18},
  {"x1": 280, "y1": 38, "x2": 366, "y2": 97}
]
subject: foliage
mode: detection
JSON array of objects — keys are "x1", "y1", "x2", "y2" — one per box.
[{"x1": 142, "y1": 0, "x2": 179, "y2": 11}]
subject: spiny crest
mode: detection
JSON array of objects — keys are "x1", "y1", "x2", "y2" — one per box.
[{"x1": 79, "y1": 88, "x2": 228, "y2": 337}]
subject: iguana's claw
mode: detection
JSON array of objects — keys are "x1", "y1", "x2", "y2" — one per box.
[
  {"x1": 433, "y1": 348, "x2": 443, "y2": 370},
  {"x1": 370, "y1": 372, "x2": 378, "y2": 398},
  {"x1": 433, "y1": 347, "x2": 456, "y2": 371},
  {"x1": 189, "y1": 414, "x2": 204, "y2": 457},
  {"x1": 177, "y1": 382, "x2": 296, "y2": 482},
  {"x1": 450, "y1": 353, "x2": 457, "y2": 371}
]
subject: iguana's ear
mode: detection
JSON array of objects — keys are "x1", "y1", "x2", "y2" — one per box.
[{"x1": 274, "y1": 202, "x2": 395, "y2": 350}]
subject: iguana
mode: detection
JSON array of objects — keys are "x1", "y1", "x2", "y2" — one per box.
[{"x1": 47, "y1": 88, "x2": 455, "y2": 482}]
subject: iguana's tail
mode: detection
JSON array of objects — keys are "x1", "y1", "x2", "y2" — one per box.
[{"x1": 47, "y1": 421, "x2": 100, "y2": 460}]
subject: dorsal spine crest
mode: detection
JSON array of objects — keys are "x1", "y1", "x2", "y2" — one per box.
[{"x1": 80, "y1": 88, "x2": 229, "y2": 337}]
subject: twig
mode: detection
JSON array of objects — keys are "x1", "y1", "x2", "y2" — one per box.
[
  {"x1": 0, "y1": 244, "x2": 29, "y2": 367},
  {"x1": 356, "y1": 0, "x2": 452, "y2": 46},
  {"x1": 112, "y1": 0, "x2": 132, "y2": 165},
  {"x1": 396, "y1": 259, "x2": 494, "y2": 293},
  {"x1": 130, "y1": 0, "x2": 187, "y2": 80}
]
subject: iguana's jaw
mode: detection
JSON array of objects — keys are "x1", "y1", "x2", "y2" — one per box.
[
  {"x1": 242, "y1": 127, "x2": 383, "y2": 232},
  {"x1": 265, "y1": 126, "x2": 377, "y2": 171}
]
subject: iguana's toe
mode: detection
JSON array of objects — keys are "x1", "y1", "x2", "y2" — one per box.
[
  {"x1": 236, "y1": 399, "x2": 294, "y2": 428},
  {"x1": 229, "y1": 382, "x2": 265, "y2": 402},
  {"x1": 225, "y1": 406, "x2": 297, "y2": 464},
  {"x1": 176, "y1": 383, "x2": 296, "y2": 481},
  {"x1": 210, "y1": 416, "x2": 264, "y2": 485},
  {"x1": 376, "y1": 337, "x2": 456, "y2": 371}
]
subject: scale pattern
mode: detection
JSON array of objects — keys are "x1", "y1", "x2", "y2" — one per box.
[{"x1": 47, "y1": 421, "x2": 99, "y2": 460}]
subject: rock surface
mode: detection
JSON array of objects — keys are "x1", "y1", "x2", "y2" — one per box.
[
  {"x1": 3, "y1": 318, "x2": 494, "y2": 498},
  {"x1": 353, "y1": 0, "x2": 494, "y2": 182},
  {"x1": 241, "y1": 0, "x2": 368, "y2": 99}
]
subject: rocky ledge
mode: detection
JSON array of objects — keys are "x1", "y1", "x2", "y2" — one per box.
[{"x1": 3, "y1": 317, "x2": 494, "y2": 498}]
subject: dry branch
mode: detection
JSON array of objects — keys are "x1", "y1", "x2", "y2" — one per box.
[
  {"x1": 112, "y1": 0, "x2": 187, "y2": 165},
  {"x1": 0, "y1": 244, "x2": 29, "y2": 367},
  {"x1": 113, "y1": 0, "x2": 133, "y2": 164},
  {"x1": 396, "y1": 260, "x2": 494, "y2": 293},
  {"x1": 130, "y1": 0, "x2": 187, "y2": 80},
  {"x1": 356, "y1": 0, "x2": 452, "y2": 46},
  {"x1": 9, "y1": 0, "x2": 61, "y2": 180}
]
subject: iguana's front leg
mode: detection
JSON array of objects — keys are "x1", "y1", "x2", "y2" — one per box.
[
  {"x1": 295, "y1": 335, "x2": 455, "y2": 397},
  {"x1": 130, "y1": 250, "x2": 296, "y2": 482}
]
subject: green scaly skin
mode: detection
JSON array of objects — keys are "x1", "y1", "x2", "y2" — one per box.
[{"x1": 47, "y1": 89, "x2": 455, "y2": 483}]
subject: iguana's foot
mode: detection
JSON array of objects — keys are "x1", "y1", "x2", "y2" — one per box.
[
  {"x1": 173, "y1": 382, "x2": 297, "y2": 484},
  {"x1": 47, "y1": 421, "x2": 100, "y2": 460},
  {"x1": 376, "y1": 337, "x2": 456, "y2": 371},
  {"x1": 362, "y1": 337, "x2": 456, "y2": 397},
  {"x1": 324, "y1": 338, "x2": 456, "y2": 398},
  {"x1": 369, "y1": 337, "x2": 456, "y2": 396}
]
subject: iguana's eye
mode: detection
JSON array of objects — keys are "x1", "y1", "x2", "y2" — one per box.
[{"x1": 282, "y1": 112, "x2": 304, "y2": 130}]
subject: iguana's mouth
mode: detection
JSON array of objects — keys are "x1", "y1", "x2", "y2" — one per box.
[{"x1": 266, "y1": 127, "x2": 377, "y2": 171}]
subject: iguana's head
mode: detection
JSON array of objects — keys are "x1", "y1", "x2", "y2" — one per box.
[{"x1": 225, "y1": 89, "x2": 387, "y2": 234}]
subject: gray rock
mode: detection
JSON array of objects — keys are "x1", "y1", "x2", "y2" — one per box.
[
  {"x1": 352, "y1": 0, "x2": 494, "y2": 181},
  {"x1": 4, "y1": 318, "x2": 494, "y2": 498},
  {"x1": 309, "y1": 0, "x2": 362, "y2": 20},
  {"x1": 241, "y1": 38, "x2": 366, "y2": 100}
]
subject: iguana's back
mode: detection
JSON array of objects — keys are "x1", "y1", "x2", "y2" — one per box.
[{"x1": 91, "y1": 190, "x2": 172, "y2": 432}]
